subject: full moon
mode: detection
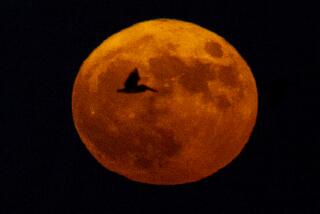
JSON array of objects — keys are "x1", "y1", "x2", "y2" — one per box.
[{"x1": 72, "y1": 19, "x2": 258, "y2": 185}]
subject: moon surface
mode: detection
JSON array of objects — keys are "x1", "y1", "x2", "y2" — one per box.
[{"x1": 72, "y1": 19, "x2": 258, "y2": 185}]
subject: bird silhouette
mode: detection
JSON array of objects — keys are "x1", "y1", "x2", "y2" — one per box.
[{"x1": 117, "y1": 68, "x2": 158, "y2": 93}]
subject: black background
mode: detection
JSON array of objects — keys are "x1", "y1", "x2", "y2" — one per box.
[{"x1": 2, "y1": 0, "x2": 318, "y2": 213}]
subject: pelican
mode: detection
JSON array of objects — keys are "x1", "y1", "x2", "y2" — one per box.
[{"x1": 117, "y1": 68, "x2": 158, "y2": 93}]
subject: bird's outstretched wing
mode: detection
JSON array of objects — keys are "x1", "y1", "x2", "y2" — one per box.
[{"x1": 124, "y1": 68, "x2": 140, "y2": 88}]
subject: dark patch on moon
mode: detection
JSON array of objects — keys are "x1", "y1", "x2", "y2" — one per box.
[
  {"x1": 217, "y1": 65, "x2": 240, "y2": 87},
  {"x1": 205, "y1": 41, "x2": 223, "y2": 58},
  {"x1": 149, "y1": 54, "x2": 186, "y2": 82},
  {"x1": 131, "y1": 97, "x2": 183, "y2": 170},
  {"x1": 132, "y1": 126, "x2": 182, "y2": 170},
  {"x1": 148, "y1": 54, "x2": 216, "y2": 102},
  {"x1": 215, "y1": 95, "x2": 232, "y2": 109},
  {"x1": 129, "y1": 34, "x2": 155, "y2": 50},
  {"x1": 148, "y1": 54, "x2": 186, "y2": 96},
  {"x1": 155, "y1": 127, "x2": 182, "y2": 157},
  {"x1": 179, "y1": 60, "x2": 216, "y2": 100},
  {"x1": 167, "y1": 42, "x2": 179, "y2": 51},
  {"x1": 97, "y1": 126, "x2": 180, "y2": 170},
  {"x1": 134, "y1": 157, "x2": 153, "y2": 169}
]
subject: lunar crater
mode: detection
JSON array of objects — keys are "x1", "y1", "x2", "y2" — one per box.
[{"x1": 205, "y1": 41, "x2": 224, "y2": 58}]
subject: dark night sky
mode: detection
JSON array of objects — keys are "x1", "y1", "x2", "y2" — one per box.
[{"x1": 2, "y1": 1, "x2": 318, "y2": 213}]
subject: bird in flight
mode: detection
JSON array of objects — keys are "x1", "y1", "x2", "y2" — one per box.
[{"x1": 117, "y1": 68, "x2": 158, "y2": 93}]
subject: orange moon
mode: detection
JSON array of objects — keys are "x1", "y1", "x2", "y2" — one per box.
[{"x1": 72, "y1": 19, "x2": 258, "y2": 185}]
